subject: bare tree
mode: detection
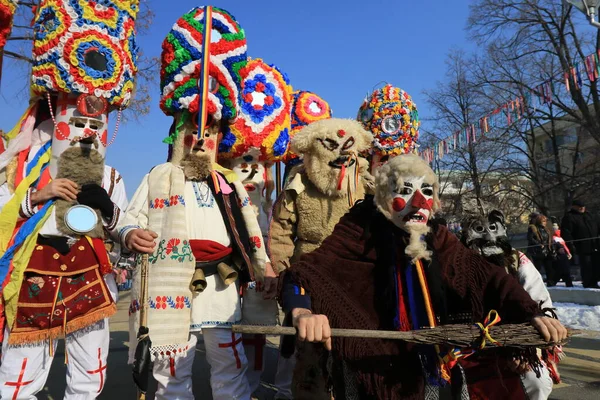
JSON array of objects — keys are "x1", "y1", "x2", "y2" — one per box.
[
  {"x1": 469, "y1": 0, "x2": 600, "y2": 146},
  {"x1": 468, "y1": 1, "x2": 600, "y2": 215},
  {"x1": 423, "y1": 50, "x2": 523, "y2": 221}
]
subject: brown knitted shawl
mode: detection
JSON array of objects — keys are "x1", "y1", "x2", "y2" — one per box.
[{"x1": 287, "y1": 199, "x2": 539, "y2": 399}]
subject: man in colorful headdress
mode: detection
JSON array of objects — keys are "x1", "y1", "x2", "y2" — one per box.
[
  {"x1": 217, "y1": 57, "x2": 292, "y2": 394},
  {"x1": 118, "y1": 7, "x2": 275, "y2": 400},
  {"x1": 269, "y1": 118, "x2": 373, "y2": 399},
  {"x1": 0, "y1": 0, "x2": 137, "y2": 397},
  {"x1": 357, "y1": 84, "x2": 420, "y2": 173},
  {"x1": 282, "y1": 153, "x2": 568, "y2": 399}
]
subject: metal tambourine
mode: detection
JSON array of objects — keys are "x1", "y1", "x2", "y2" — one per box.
[{"x1": 64, "y1": 204, "x2": 98, "y2": 234}]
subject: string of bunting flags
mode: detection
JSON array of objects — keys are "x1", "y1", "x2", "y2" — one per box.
[{"x1": 421, "y1": 48, "x2": 600, "y2": 164}]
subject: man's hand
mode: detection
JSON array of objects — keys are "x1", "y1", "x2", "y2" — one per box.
[
  {"x1": 31, "y1": 179, "x2": 79, "y2": 203},
  {"x1": 262, "y1": 262, "x2": 278, "y2": 300},
  {"x1": 531, "y1": 316, "x2": 568, "y2": 343},
  {"x1": 125, "y1": 229, "x2": 158, "y2": 254},
  {"x1": 292, "y1": 308, "x2": 332, "y2": 351}
]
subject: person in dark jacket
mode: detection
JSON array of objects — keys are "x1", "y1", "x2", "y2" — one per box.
[
  {"x1": 282, "y1": 155, "x2": 567, "y2": 400},
  {"x1": 527, "y1": 214, "x2": 556, "y2": 286},
  {"x1": 561, "y1": 200, "x2": 600, "y2": 288}
]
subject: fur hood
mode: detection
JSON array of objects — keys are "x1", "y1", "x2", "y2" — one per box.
[{"x1": 291, "y1": 118, "x2": 373, "y2": 197}]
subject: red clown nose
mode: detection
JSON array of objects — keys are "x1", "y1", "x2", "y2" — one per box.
[{"x1": 411, "y1": 190, "x2": 433, "y2": 210}]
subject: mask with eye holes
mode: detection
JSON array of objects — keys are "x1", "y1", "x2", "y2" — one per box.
[
  {"x1": 49, "y1": 93, "x2": 109, "y2": 178},
  {"x1": 461, "y1": 210, "x2": 513, "y2": 265},
  {"x1": 290, "y1": 118, "x2": 373, "y2": 197}
]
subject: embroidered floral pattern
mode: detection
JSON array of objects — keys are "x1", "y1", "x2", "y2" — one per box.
[
  {"x1": 249, "y1": 236, "x2": 262, "y2": 250},
  {"x1": 149, "y1": 295, "x2": 191, "y2": 310},
  {"x1": 149, "y1": 238, "x2": 193, "y2": 264},
  {"x1": 149, "y1": 195, "x2": 185, "y2": 209}
]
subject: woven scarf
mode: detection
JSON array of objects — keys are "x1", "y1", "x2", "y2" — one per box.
[{"x1": 133, "y1": 163, "x2": 268, "y2": 360}]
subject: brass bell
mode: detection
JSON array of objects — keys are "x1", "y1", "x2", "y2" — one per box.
[
  {"x1": 190, "y1": 268, "x2": 207, "y2": 293},
  {"x1": 217, "y1": 262, "x2": 238, "y2": 286}
]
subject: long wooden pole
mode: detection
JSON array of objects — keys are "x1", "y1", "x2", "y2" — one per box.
[
  {"x1": 231, "y1": 324, "x2": 577, "y2": 348},
  {"x1": 136, "y1": 253, "x2": 149, "y2": 400},
  {"x1": 275, "y1": 162, "x2": 282, "y2": 198}
]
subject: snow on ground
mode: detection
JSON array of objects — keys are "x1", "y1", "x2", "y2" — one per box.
[
  {"x1": 552, "y1": 281, "x2": 600, "y2": 292},
  {"x1": 554, "y1": 302, "x2": 600, "y2": 331}
]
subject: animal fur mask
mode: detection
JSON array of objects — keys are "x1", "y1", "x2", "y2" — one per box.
[
  {"x1": 461, "y1": 210, "x2": 513, "y2": 267},
  {"x1": 291, "y1": 118, "x2": 373, "y2": 197},
  {"x1": 374, "y1": 154, "x2": 440, "y2": 261}
]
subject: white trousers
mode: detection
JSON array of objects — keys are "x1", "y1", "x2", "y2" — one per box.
[
  {"x1": 0, "y1": 319, "x2": 110, "y2": 400},
  {"x1": 153, "y1": 328, "x2": 251, "y2": 400},
  {"x1": 521, "y1": 365, "x2": 553, "y2": 400},
  {"x1": 0, "y1": 275, "x2": 116, "y2": 400}
]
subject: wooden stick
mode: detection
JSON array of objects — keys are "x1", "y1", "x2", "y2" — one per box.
[
  {"x1": 275, "y1": 162, "x2": 282, "y2": 198},
  {"x1": 231, "y1": 324, "x2": 578, "y2": 348},
  {"x1": 138, "y1": 254, "x2": 149, "y2": 330}
]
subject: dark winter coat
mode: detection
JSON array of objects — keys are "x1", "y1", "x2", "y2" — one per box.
[{"x1": 561, "y1": 210, "x2": 600, "y2": 255}]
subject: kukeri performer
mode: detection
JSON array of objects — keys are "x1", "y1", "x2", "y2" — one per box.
[
  {"x1": 118, "y1": 6, "x2": 276, "y2": 400},
  {"x1": 218, "y1": 57, "x2": 293, "y2": 394},
  {"x1": 0, "y1": 0, "x2": 138, "y2": 397},
  {"x1": 269, "y1": 117, "x2": 373, "y2": 399},
  {"x1": 461, "y1": 209, "x2": 560, "y2": 400},
  {"x1": 281, "y1": 154, "x2": 568, "y2": 399},
  {"x1": 357, "y1": 84, "x2": 421, "y2": 173},
  {"x1": 270, "y1": 89, "x2": 333, "y2": 399}
]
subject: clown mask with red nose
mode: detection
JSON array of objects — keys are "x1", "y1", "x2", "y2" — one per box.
[
  {"x1": 49, "y1": 93, "x2": 109, "y2": 178},
  {"x1": 374, "y1": 154, "x2": 440, "y2": 261},
  {"x1": 390, "y1": 176, "x2": 435, "y2": 230}
]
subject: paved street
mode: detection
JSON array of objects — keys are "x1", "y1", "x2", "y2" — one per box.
[{"x1": 35, "y1": 291, "x2": 600, "y2": 399}]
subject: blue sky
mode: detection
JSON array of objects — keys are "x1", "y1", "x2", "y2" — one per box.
[{"x1": 0, "y1": 0, "x2": 474, "y2": 197}]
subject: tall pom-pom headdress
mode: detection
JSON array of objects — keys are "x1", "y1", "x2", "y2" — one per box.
[
  {"x1": 357, "y1": 84, "x2": 420, "y2": 156},
  {"x1": 283, "y1": 90, "x2": 332, "y2": 165},
  {"x1": 30, "y1": 0, "x2": 140, "y2": 108},
  {"x1": 219, "y1": 58, "x2": 292, "y2": 162},
  {"x1": 0, "y1": 0, "x2": 18, "y2": 49},
  {"x1": 160, "y1": 5, "x2": 247, "y2": 143}
]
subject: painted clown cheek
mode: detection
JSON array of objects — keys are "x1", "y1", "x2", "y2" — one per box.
[
  {"x1": 392, "y1": 197, "x2": 407, "y2": 212},
  {"x1": 55, "y1": 122, "x2": 71, "y2": 140},
  {"x1": 101, "y1": 130, "x2": 108, "y2": 146},
  {"x1": 184, "y1": 134, "x2": 195, "y2": 148},
  {"x1": 204, "y1": 139, "x2": 215, "y2": 151}
]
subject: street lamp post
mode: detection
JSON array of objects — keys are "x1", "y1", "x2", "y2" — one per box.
[{"x1": 564, "y1": 0, "x2": 600, "y2": 28}]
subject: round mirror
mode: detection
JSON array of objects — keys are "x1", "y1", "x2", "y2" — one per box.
[{"x1": 65, "y1": 205, "x2": 98, "y2": 234}]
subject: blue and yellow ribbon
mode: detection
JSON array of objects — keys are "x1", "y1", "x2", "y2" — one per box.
[
  {"x1": 197, "y1": 5, "x2": 213, "y2": 140},
  {"x1": 474, "y1": 310, "x2": 502, "y2": 349}
]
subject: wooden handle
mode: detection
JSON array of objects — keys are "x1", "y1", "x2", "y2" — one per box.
[
  {"x1": 232, "y1": 324, "x2": 417, "y2": 340},
  {"x1": 138, "y1": 254, "x2": 150, "y2": 327}
]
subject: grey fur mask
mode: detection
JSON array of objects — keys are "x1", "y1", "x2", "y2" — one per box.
[{"x1": 463, "y1": 211, "x2": 508, "y2": 257}]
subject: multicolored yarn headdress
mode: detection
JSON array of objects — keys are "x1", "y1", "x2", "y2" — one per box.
[
  {"x1": 30, "y1": 0, "x2": 139, "y2": 108},
  {"x1": 160, "y1": 6, "x2": 247, "y2": 125},
  {"x1": 283, "y1": 90, "x2": 332, "y2": 165},
  {"x1": 219, "y1": 58, "x2": 292, "y2": 162},
  {"x1": 0, "y1": 0, "x2": 18, "y2": 48},
  {"x1": 357, "y1": 84, "x2": 420, "y2": 156}
]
